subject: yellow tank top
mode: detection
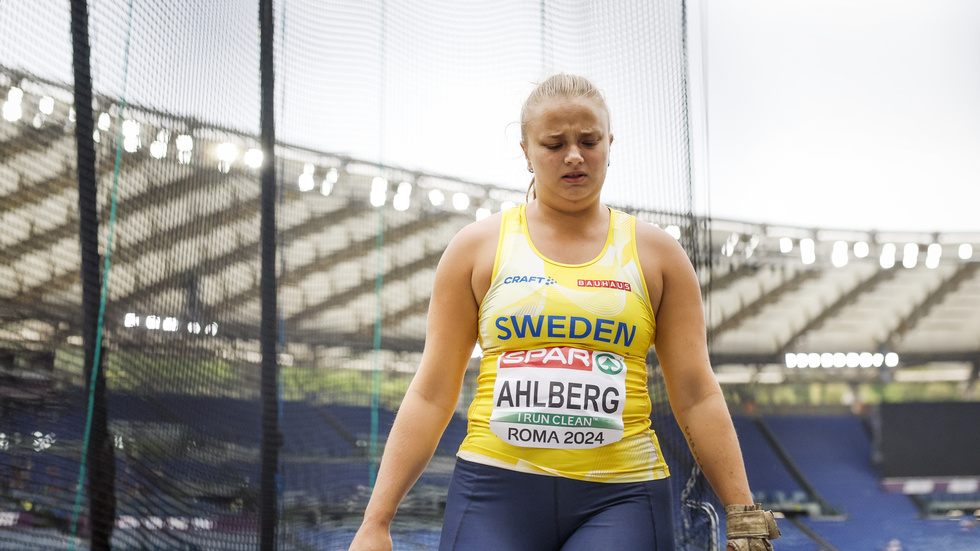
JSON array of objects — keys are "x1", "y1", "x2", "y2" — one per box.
[{"x1": 457, "y1": 205, "x2": 670, "y2": 483}]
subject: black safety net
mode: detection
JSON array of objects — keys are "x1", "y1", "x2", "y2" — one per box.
[{"x1": 0, "y1": 0, "x2": 717, "y2": 549}]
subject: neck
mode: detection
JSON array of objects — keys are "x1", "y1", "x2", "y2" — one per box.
[{"x1": 527, "y1": 199, "x2": 606, "y2": 232}]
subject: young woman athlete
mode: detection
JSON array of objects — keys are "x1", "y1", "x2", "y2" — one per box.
[{"x1": 349, "y1": 73, "x2": 779, "y2": 551}]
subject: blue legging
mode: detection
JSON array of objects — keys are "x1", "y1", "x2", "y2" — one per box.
[{"x1": 439, "y1": 458, "x2": 675, "y2": 551}]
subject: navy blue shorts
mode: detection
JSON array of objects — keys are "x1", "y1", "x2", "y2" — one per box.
[{"x1": 439, "y1": 458, "x2": 675, "y2": 551}]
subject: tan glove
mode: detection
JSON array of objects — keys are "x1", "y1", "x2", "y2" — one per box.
[{"x1": 725, "y1": 503, "x2": 781, "y2": 551}]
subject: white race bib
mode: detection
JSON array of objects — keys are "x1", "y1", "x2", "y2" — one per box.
[{"x1": 489, "y1": 346, "x2": 627, "y2": 449}]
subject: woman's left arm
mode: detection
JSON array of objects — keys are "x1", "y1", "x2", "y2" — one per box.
[{"x1": 637, "y1": 223, "x2": 754, "y2": 507}]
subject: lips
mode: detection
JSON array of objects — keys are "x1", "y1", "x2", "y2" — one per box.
[{"x1": 563, "y1": 172, "x2": 586, "y2": 181}]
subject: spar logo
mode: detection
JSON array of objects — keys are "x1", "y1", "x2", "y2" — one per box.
[
  {"x1": 503, "y1": 275, "x2": 556, "y2": 286},
  {"x1": 577, "y1": 279, "x2": 631, "y2": 291},
  {"x1": 594, "y1": 352, "x2": 625, "y2": 375}
]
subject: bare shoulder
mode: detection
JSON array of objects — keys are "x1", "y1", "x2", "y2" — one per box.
[
  {"x1": 633, "y1": 217, "x2": 689, "y2": 260},
  {"x1": 633, "y1": 217, "x2": 698, "y2": 314}
]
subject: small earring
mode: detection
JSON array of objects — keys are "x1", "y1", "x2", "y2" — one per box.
[{"x1": 528, "y1": 166, "x2": 534, "y2": 173}]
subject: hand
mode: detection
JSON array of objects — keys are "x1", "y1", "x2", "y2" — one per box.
[
  {"x1": 348, "y1": 523, "x2": 393, "y2": 551},
  {"x1": 725, "y1": 503, "x2": 780, "y2": 551}
]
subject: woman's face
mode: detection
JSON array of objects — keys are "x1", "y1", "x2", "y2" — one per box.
[{"x1": 522, "y1": 96, "x2": 612, "y2": 211}]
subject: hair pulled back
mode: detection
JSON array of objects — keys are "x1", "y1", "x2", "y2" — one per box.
[{"x1": 520, "y1": 73, "x2": 610, "y2": 201}]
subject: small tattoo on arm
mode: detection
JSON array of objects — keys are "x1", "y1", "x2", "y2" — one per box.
[{"x1": 684, "y1": 425, "x2": 702, "y2": 466}]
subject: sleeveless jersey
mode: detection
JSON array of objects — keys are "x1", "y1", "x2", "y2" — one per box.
[{"x1": 457, "y1": 205, "x2": 670, "y2": 483}]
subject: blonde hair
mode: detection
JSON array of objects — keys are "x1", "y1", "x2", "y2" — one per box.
[{"x1": 520, "y1": 73, "x2": 610, "y2": 201}]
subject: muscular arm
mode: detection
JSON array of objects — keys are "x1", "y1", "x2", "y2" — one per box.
[
  {"x1": 350, "y1": 223, "x2": 489, "y2": 550},
  {"x1": 639, "y1": 224, "x2": 753, "y2": 507}
]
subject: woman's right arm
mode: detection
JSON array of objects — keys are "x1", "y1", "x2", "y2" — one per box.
[{"x1": 348, "y1": 224, "x2": 487, "y2": 550}]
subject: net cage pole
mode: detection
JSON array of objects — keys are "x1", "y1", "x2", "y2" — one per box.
[
  {"x1": 70, "y1": 0, "x2": 117, "y2": 547},
  {"x1": 259, "y1": 0, "x2": 282, "y2": 549}
]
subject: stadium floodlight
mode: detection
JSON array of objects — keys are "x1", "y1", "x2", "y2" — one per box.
[
  {"x1": 452, "y1": 191, "x2": 470, "y2": 211},
  {"x1": 779, "y1": 237, "x2": 793, "y2": 254},
  {"x1": 831, "y1": 241, "x2": 848, "y2": 268},
  {"x1": 744, "y1": 235, "x2": 760, "y2": 258},
  {"x1": 925, "y1": 243, "x2": 942, "y2": 269},
  {"x1": 800, "y1": 238, "x2": 816, "y2": 265},
  {"x1": 884, "y1": 352, "x2": 899, "y2": 368},
  {"x1": 122, "y1": 121, "x2": 141, "y2": 152},
  {"x1": 475, "y1": 207, "x2": 491, "y2": 220},
  {"x1": 785, "y1": 353, "x2": 798, "y2": 368},
  {"x1": 146, "y1": 315, "x2": 162, "y2": 330},
  {"x1": 393, "y1": 192, "x2": 410, "y2": 211},
  {"x1": 38, "y1": 96, "x2": 54, "y2": 115},
  {"x1": 216, "y1": 142, "x2": 239, "y2": 161},
  {"x1": 187, "y1": 321, "x2": 202, "y2": 334},
  {"x1": 959, "y1": 243, "x2": 973, "y2": 260},
  {"x1": 721, "y1": 232, "x2": 738, "y2": 257},
  {"x1": 124, "y1": 313, "x2": 140, "y2": 328},
  {"x1": 204, "y1": 322, "x2": 218, "y2": 336},
  {"x1": 243, "y1": 148, "x2": 263, "y2": 169},
  {"x1": 162, "y1": 317, "x2": 180, "y2": 332},
  {"x1": 322, "y1": 167, "x2": 339, "y2": 196},
  {"x1": 807, "y1": 353, "x2": 820, "y2": 368},
  {"x1": 2, "y1": 87, "x2": 23, "y2": 122},
  {"x1": 902, "y1": 243, "x2": 919, "y2": 269},
  {"x1": 820, "y1": 352, "x2": 834, "y2": 368},
  {"x1": 666, "y1": 225, "x2": 682, "y2": 240},
  {"x1": 428, "y1": 188, "x2": 445, "y2": 206},
  {"x1": 299, "y1": 163, "x2": 316, "y2": 192},
  {"x1": 853, "y1": 241, "x2": 870, "y2": 258},
  {"x1": 176, "y1": 134, "x2": 193, "y2": 165},
  {"x1": 175, "y1": 134, "x2": 194, "y2": 151},
  {"x1": 370, "y1": 176, "x2": 388, "y2": 206},
  {"x1": 393, "y1": 181, "x2": 412, "y2": 211},
  {"x1": 846, "y1": 352, "x2": 860, "y2": 368},
  {"x1": 149, "y1": 140, "x2": 167, "y2": 159},
  {"x1": 97, "y1": 112, "x2": 111, "y2": 131},
  {"x1": 872, "y1": 353, "x2": 884, "y2": 367},
  {"x1": 859, "y1": 352, "x2": 873, "y2": 368},
  {"x1": 216, "y1": 142, "x2": 239, "y2": 173},
  {"x1": 880, "y1": 243, "x2": 896, "y2": 269}
]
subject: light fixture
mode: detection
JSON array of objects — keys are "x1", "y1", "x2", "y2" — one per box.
[
  {"x1": 958, "y1": 243, "x2": 973, "y2": 260},
  {"x1": 925, "y1": 243, "x2": 942, "y2": 269},
  {"x1": 2, "y1": 87, "x2": 23, "y2": 122},
  {"x1": 800, "y1": 238, "x2": 815, "y2": 265},
  {"x1": 452, "y1": 192, "x2": 470, "y2": 211},
  {"x1": 370, "y1": 176, "x2": 388, "y2": 207},
  {"x1": 38, "y1": 96, "x2": 54, "y2": 115},
  {"x1": 428, "y1": 189, "x2": 445, "y2": 206},
  {"x1": 176, "y1": 134, "x2": 193, "y2": 164},
  {"x1": 831, "y1": 241, "x2": 848, "y2": 268},
  {"x1": 298, "y1": 163, "x2": 316, "y2": 191},
  {"x1": 880, "y1": 243, "x2": 896, "y2": 269},
  {"x1": 321, "y1": 167, "x2": 338, "y2": 196},
  {"x1": 853, "y1": 241, "x2": 870, "y2": 258},
  {"x1": 243, "y1": 148, "x2": 263, "y2": 169},
  {"x1": 779, "y1": 237, "x2": 793, "y2": 254},
  {"x1": 902, "y1": 243, "x2": 919, "y2": 269}
]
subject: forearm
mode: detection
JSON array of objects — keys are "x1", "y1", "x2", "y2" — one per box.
[
  {"x1": 361, "y1": 387, "x2": 456, "y2": 527},
  {"x1": 673, "y1": 390, "x2": 753, "y2": 506}
]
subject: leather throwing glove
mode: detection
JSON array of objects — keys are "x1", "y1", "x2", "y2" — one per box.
[{"x1": 725, "y1": 503, "x2": 781, "y2": 551}]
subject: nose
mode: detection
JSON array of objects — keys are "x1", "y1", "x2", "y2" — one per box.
[{"x1": 565, "y1": 145, "x2": 583, "y2": 164}]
